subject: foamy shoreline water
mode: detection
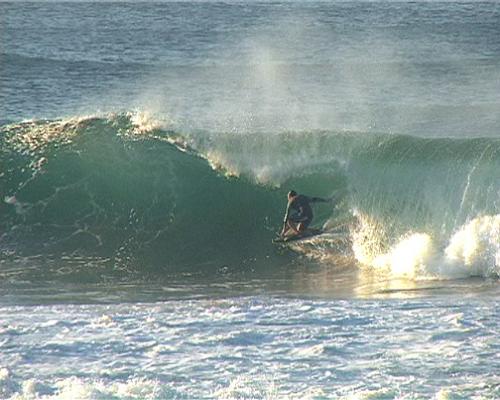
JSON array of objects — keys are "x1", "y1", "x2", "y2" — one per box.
[{"x1": 1, "y1": 296, "x2": 498, "y2": 399}]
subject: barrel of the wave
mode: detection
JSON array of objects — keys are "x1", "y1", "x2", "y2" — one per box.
[{"x1": 0, "y1": 116, "x2": 294, "y2": 281}]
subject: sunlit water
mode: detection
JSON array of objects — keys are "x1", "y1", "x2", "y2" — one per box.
[{"x1": 1, "y1": 1, "x2": 499, "y2": 398}]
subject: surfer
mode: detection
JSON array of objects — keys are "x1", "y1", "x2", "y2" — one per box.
[{"x1": 280, "y1": 190, "x2": 329, "y2": 238}]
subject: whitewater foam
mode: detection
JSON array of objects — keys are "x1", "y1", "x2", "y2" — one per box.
[
  {"x1": 2, "y1": 296, "x2": 497, "y2": 399},
  {"x1": 128, "y1": 110, "x2": 172, "y2": 135},
  {"x1": 352, "y1": 214, "x2": 499, "y2": 280},
  {"x1": 444, "y1": 214, "x2": 500, "y2": 277}
]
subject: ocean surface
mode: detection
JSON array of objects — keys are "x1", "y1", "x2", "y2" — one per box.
[{"x1": 1, "y1": 1, "x2": 499, "y2": 399}]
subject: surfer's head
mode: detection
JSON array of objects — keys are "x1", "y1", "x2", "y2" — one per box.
[{"x1": 287, "y1": 190, "x2": 297, "y2": 200}]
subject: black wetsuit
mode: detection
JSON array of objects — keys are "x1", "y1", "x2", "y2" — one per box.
[{"x1": 283, "y1": 195, "x2": 325, "y2": 229}]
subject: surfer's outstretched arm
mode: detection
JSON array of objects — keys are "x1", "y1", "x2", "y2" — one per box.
[
  {"x1": 309, "y1": 196, "x2": 329, "y2": 203},
  {"x1": 280, "y1": 201, "x2": 292, "y2": 236}
]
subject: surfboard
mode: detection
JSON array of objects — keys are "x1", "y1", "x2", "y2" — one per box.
[{"x1": 273, "y1": 228, "x2": 323, "y2": 243}]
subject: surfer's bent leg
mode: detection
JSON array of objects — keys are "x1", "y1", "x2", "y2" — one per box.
[
  {"x1": 297, "y1": 216, "x2": 312, "y2": 232},
  {"x1": 286, "y1": 220, "x2": 299, "y2": 234},
  {"x1": 290, "y1": 214, "x2": 311, "y2": 233}
]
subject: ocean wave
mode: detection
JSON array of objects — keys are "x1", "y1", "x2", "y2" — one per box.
[{"x1": 1, "y1": 113, "x2": 498, "y2": 281}]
